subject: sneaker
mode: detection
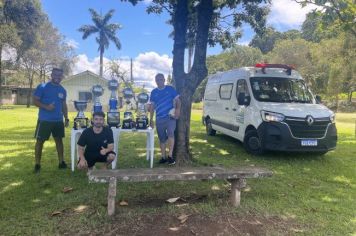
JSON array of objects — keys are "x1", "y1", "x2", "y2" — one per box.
[
  {"x1": 158, "y1": 157, "x2": 167, "y2": 164},
  {"x1": 167, "y1": 156, "x2": 176, "y2": 165},
  {"x1": 58, "y1": 161, "x2": 68, "y2": 169},
  {"x1": 34, "y1": 164, "x2": 41, "y2": 173}
]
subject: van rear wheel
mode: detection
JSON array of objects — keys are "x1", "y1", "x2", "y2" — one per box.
[
  {"x1": 206, "y1": 119, "x2": 216, "y2": 136},
  {"x1": 244, "y1": 130, "x2": 264, "y2": 155}
]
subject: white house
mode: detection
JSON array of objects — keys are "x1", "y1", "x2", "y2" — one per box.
[{"x1": 61, "y1": 70, "x2": 113, "y2": 112}]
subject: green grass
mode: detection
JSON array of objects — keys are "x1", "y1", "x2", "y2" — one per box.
[{"x1": 0, "y1": 106, "x2": 355, "y2": 235}]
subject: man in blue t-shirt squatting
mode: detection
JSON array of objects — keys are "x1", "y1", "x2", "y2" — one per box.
[
  {"x1": 33, "y1": 68, "x2": 69, "y2": 173},
  {"x1": 149, "y1": 73, "x2": 181, "y2": 165}
]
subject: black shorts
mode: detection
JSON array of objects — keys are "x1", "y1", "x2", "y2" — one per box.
[
  {"x1": 34, "y1": 120, "x2": 64, "y2": 141},
  {"x1": 82, "y1": 151, "x2": 116, "y2": 168}
]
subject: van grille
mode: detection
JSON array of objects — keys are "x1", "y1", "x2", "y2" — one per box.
[{"x1": 284, "y1": 116, "x2": 330, "y2": 138}]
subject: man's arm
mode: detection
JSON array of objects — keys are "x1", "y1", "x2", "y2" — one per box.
[
  {"x1": 62, "y1": 100, "x2": 69, "y2": 127},
  {"x1": 149, "y1": 102, "x2": 155, "y2": 128},
  {"x1": 100, "y1": 143, "x2": 114, "y2": 155},
  {"x1": 33, "y1": 96, "x2": 54, "y2": 111},
  {"x1": 77, "y1": 145, "x2": 88, "y2": 169}
]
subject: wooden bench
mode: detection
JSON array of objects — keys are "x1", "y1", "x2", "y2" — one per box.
[
  {"x1": 0, "y1": 106, "x2": 14, "y2": 110},
  {"x1": 88, "y1": 166, "x2": 273, "y2": 216}
]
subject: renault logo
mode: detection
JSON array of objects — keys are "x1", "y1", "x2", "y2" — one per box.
[{"x1": 306, "y1": 115, "x2": 314, "y2": 126}]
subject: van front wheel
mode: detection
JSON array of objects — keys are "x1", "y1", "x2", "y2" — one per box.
[
  {"x1": 244, "y1": 130, "x2": 264, "y2": 155},
  {"x1": 206, "y1": 119, "x2": 216, "y2": 136}
]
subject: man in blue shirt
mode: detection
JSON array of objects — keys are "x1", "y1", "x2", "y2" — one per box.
[
  {"x1": 33, "y1": 68, "x2": 69, "y2": 173},
  {"x1": 149, "y1": 73, "x2": 181, "y2": 165}
]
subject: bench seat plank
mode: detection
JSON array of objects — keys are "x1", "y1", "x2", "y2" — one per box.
[
  {"x1": 88, "y1": 166, "x2": 273, "y2": 183},
  {"x1": 88, "y1": 166, "x2": 273, "y2": 216}
]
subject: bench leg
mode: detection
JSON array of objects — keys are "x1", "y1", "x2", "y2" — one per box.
[
  {"x1": 108, "y1": 177, "x2": 117, "y2": 216},
  {"x1": 229, "y1": 178, "x2": 246, "y2": 207}
]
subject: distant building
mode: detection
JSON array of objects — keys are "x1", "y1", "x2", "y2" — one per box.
[
  {"x1": 0, "y1": 85, "x2": 33, "y2": 105},
  {"x1": 61, "y1": 70, "x2": 125, "y2": 112}
]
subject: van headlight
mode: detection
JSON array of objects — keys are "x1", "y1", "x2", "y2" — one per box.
[
  {"x1": 261, "y1": 111, "x2": 285, "y2": 122},
  {"x1": 330, "y1": 114, "x2": 335, "y2": 123}
]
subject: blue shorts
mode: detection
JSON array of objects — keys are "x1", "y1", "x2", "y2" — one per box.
[{"x1": 156, "y1": 117, "x2": 176, "y2": 143}]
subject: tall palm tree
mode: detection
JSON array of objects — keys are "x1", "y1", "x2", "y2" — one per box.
[{"x1": 78, "y1": 9, "x2": 122, "y2": 77}]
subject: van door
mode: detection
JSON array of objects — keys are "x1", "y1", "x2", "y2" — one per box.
[
  {"x1": 213, "y1": 83, "x2": 234, "y2": 131},
  {"x1": 231, "y1": 79, "x2": 250, "y2": 140}
]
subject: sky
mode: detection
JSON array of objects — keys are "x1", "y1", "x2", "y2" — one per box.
[{"x1": 40, "y1": 0, "x2": 318, "y2": 89}]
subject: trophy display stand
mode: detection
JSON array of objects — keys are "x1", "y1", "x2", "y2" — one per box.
[
  {"x1": 122, "y1": 87, "x2": 135, "y2": 129},
  {"x1": 122, "y1": 111, "x2": 135, "y2": 129},
  {"x1": 92, "y1": 85, "x2": 104, "y2": 113},
  {"x1": 136, "y1": 92, "x2": 150, "y2": 129},
  {"x1": 71, "y1": 127, "x2": 155, "y2": 171},
  {"x1": 107, "y1": 79, "x2": 120, "y2": 128},
  {"x1": 73, "y1": 101, "x2": 89, "y2": 130}
]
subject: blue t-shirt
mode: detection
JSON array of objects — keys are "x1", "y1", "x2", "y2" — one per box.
[
  {"x1": 150, "y1": 85, "x2": 178, "y2": 120},
  {"x1": 33, "y1": 82, "x2": 67, "y2": 121}
]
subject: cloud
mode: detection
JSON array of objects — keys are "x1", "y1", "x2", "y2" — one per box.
[
  {"x1": 72, "y1": 52, "x2": 172, "y2": 91},
  {"x1": 268, "y1": 0, "x2": 320, "y2": 29},
  {"x1": 142, "y1": 0, "x2": 153, "y2": 5},
  {"x1": 238, "y1": 40, "x2": 250, "y2": 46},
  {"x1": 66, "y1": 39, "x2": 79, "y2": 49}
]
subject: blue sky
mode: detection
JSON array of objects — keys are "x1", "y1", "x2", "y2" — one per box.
[
  {"x1": 41, "y1": 0, "x2": 317, "y2": 88},
  {"x1": 42, "y1": 0, "x2": 175, "y2": 59}
]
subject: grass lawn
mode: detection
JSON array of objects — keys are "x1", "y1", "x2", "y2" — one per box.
[{"x1": 0, "y1": 106, "x2": 355, "y2": 235}]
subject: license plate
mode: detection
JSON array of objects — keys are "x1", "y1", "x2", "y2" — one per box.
[{"x1": 301, "y1": 139, "x2": 318, "y2": 146}]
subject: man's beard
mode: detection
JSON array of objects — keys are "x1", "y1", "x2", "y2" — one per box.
[{"x1": 93, "y1": 123, "x2": 103, "y2": 128}]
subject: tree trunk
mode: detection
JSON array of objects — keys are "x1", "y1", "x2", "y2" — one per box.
[
  {"x1": 26, "y1": 72, "x2": 34, "y2": 108},
  {"x1": 175, "y1": 90, "x2": 193, "y2": 164},
  {"x1": 100, "y1": 48, "x2": 104, "y2": 78},
  {"x1": 351, "y1": 91, "x2": 353, "y2": 102},
  {"x1": 188, "y1": 45, "x2": 194, "y2": 72},
  {"x1": 172, "y1": 0, "x2": 213, "y2": 164},
  {"x1": 172, "y1": 0, "x2": 189, "y2": 162}
]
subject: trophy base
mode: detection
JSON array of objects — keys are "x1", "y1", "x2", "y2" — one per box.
[
  {"x1": 107, "y1": 112, "x2": 120, "y2": 128},
  {"x1": 73, "y1": 118, "x2": 89, "y2": 130},
  {"x1": 136, "y1": 117, "x2": 149, "y2": 129},
  {"x1": 122, "y1": 119, "x2": 135, "y2": 129}
]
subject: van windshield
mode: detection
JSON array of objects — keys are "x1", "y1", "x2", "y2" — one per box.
[{"x1": 250, "y1": 77, "x2": 313, "y2": 103}]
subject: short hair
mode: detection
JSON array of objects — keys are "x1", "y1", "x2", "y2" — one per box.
[
  {"x1": 155, "y1": 73, "x2": 165, "y2": 80},
  {"x1": 92, "y1": 111, "x2": 105, "y2": 118},
  {"x1": 52, "y1": 68, "x2": 63, "y2": 73}
]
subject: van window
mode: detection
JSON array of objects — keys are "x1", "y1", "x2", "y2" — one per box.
[
  {"x1": 204, "y1": 84, "x2": 218, "y2": 101},
  {"x1": 219, "y1": 83, "x2": 233, "y2": 100},
  {"x1": 236, "y1": 80, "x2": 249, "y2": 97},
  {"x1": 250, "y1": 77, "x2": 313, "y2": 103}
]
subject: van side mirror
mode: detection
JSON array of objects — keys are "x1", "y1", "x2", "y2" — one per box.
[
  {"x1": 238, "y1": 93, "x2": 250, "y2": 106},
  {"x1": 315, "y1": 95, "x2": 322, "y2": 104}
]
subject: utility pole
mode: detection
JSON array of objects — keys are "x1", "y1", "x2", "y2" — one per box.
[{"x1": 130, "y1": 58, "x2": 133, "y2": 83}]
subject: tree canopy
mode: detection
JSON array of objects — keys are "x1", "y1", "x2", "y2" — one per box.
[{"x1": 125, "y1": 0, "x2": 270, "y2": 163}]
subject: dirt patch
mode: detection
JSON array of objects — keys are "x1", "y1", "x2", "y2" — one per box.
[{"x1": 60, "y1": 212, "x2": 303, "y2": 235}]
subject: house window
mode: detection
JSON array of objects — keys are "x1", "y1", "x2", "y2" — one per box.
[{"x1": 79, "y1": 91, "x2": 92, "y2": 102}]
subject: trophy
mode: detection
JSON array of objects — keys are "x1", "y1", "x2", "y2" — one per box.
[
  {"x1": 136, "y1": 92, "x2": 149, "y2": 129},
  {"x1": 122, "y1": 87, "x2": 135, "y2": 129},
  {"x1": 73, "y1": 101, "x2": 89, "y2": 130},
  {"x1": 92, "y1": 85, "x2": 104, "y2": 112},
  {"x1": 107, "y1": 79, "x2": 120, "y2": 128}
]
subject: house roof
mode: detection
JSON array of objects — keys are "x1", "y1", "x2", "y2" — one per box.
[{"x1": 62, "y1": 70, "x2": 106, "y2": 82}]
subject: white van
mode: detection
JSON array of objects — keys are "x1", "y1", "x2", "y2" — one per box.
[{"x1": 202, "y1": 64, "x2": 337, "y2": 155}]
